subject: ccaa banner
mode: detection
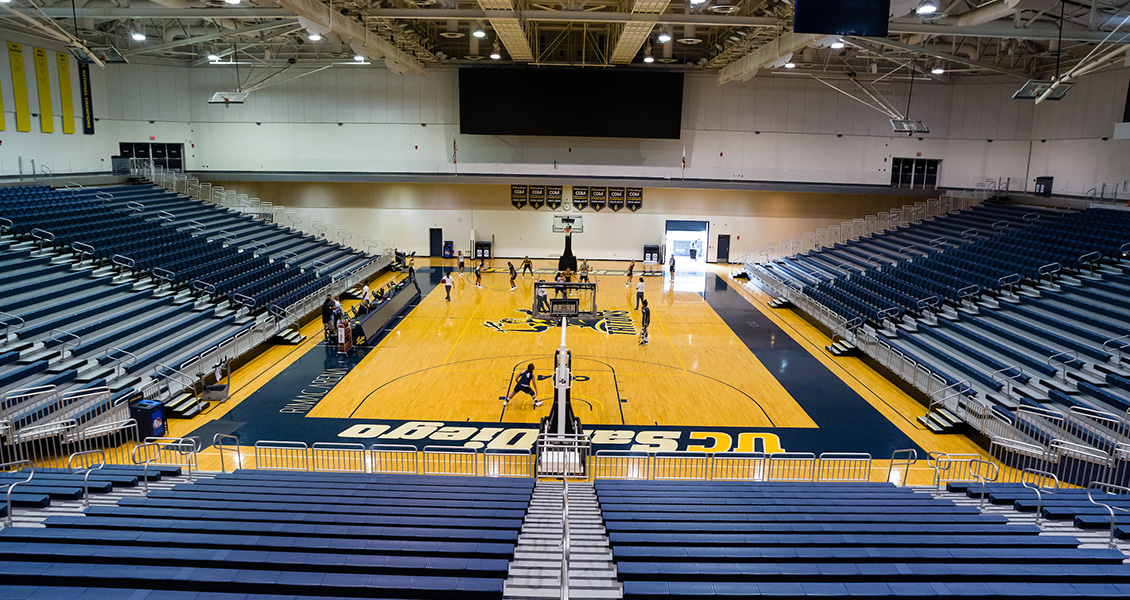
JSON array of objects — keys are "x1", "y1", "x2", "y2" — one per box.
[
  {"x1": 627, "y1": 187, "x2": 643, "y2": 212},
  {"x1": 511, "y1": 184, "x2": 528, "y2": 209},
  {"x1": 528, "y1": 185, "x2": 546, "y2": 209},
  {"x1": 78, "y1": 62, "x2": 94, "y2": 134},
  {"x1": 607, "y1": 187, "x2": 626, "y2": 212},
  {"x1": 546, "y1": 185, "x2": 563, "y2": 210},
  {"x1": 589, "y1": 187, "x2": 607, "y2": 211},
  {"x1": 572, "y1": 186, "x2": 589, "y2": 211}
]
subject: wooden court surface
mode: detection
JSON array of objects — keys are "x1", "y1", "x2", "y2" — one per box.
[{"x1": 168, "y1": 256, "x2": 988, "y2": 476}]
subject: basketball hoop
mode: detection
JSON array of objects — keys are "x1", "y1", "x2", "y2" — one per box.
[{"x1": 564, "y1": 226, "x2": 572, "y2": 235}]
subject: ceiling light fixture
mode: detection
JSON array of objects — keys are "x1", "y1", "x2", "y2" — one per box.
[
  {"x1": 354, "y1": 54, "x2": 365, "y2": 61},
  {"x1": 915, "y1": 0, "x2": 938, "y2": 15},
  {"x1": 784, "y1": 61, "x2": 796, "y2": 69},
  {"x1": 131, "y1": 31, "x2": 146, "y2": 41},
  {"x1": 643, "y1": 42, "x2": 655, "y2": 63},
  {"x1": 490, "y1": 41, "x2": 501, "y2": 60},
  {"x1": 472, "y1": 22, "x2": 487, "y2": 38},
  {"x1": 207, "y1": 53, "x2": 220, "y2": 61},
  {"x1": 308, "y1": 32, "x2": 322, "y2": 41},
  {"x1": 223, "y1": 0, "x2": 240, "y2": 4},
  {"x1": 831, "y1": 39, "x2": 845, "y2": 50},
  {"x1": 931, "y1": 65, "x2": 945, "y2": 74},
  {"x1": 657, "y1": 30, "x2": 672, "y2": 44}
]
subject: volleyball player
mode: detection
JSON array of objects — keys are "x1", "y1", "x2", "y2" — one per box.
[
  {"x1": 508, "y1": 261, "x2": 517, "y2": 291},
  {"x1": 625, "y1": 259, "x2": 635, "y2": 287},
  {"x1": 521, "y1": 256, "x2": 533, "y2": 277},
  {"x1": 457, "y1": 250, "x2": 465, "y2": 275},
  {"x1": 503, "y1": 364, "x2": 541, "y2": 407}
]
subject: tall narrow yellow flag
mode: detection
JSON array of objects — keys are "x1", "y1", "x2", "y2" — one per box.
[
  {"x1": 32, "y1": 47, "x2": 54, "y2": 133},
  {"x1": 8, "y1": 42, "x2": 30, "y2": 132},
  {"x1": 56, "y1": 52, "x2": 74, "y2": 134}
]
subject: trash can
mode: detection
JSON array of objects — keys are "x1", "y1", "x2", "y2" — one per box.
[
  {"x1": 130, "y1": 399, "x2": 166, "y2": 439},
  {"x1": 442, "y1": 241, "x2": 454, "y2": 258}
]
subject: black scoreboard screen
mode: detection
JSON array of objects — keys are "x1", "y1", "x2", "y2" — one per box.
[{"x1": 459, "y1": 68, "x2": 684, "y2": 139}]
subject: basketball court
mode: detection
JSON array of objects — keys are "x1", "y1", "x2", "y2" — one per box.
[{"x1": 166, "y1": 247, "x2": 988, "y2": 478}]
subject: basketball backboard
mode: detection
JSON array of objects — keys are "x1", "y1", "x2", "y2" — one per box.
[{"x1": 553, "y1": 214, "x2": 583, "y2": 234}]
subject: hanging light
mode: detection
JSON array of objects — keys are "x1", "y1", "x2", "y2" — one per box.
[
  {"x1": 490, "y1": 41, "x2": 501, "y2": 60},
  {"x1": 915, "y1": 0, "x2": 938, "y2": 15},
  {"x1": 207, "y1": 53, "x2": 220, "y2": 61},
  {"x1": 354, "y1": 54, "x2": 366, "y2": 61},
  {"x1": 223, "y1": 0, "x2": 241, "y2": 4},
  {"x1": 657, "y1": 30, "x2": 672, "y2": 44},
  {"x1": 643, "y1": 42, "x2": 655, "y2": 63},
  {"x1": 784, "y1": 61, "x2": 796, "y2": 69},
  {"x1": 131, "y1": 31, "x2": 146, "y2": 41},
  {"x1": 931, "y1": 64, "x2": 945, "y2": 74},
  {"x1": 308, "y1": 32, "x2": 322, "y2": 41},
  {"x1": 472, "y1": 21, "x2": 487, "y2": 38},
  {"x1": 831, "y1": 39, "x2": 845, "y2": 50}
]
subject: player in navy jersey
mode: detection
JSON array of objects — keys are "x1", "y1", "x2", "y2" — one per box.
[{"x1": 503, "y1": 364, "x2": 541, "y2": 407}]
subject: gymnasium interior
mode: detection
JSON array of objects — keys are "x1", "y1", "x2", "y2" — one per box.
[{"x1": 2, "y1": 0, "x2": 1130, "y2": 597}]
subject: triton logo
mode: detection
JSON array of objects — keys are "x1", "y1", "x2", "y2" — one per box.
[{"x1": 484, "y1": 309, "x2": 637, "y2": 336}]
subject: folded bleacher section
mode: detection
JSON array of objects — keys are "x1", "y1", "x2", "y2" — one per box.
[
  {"x1": 0, "y1": 470, "x2": 531, "y2": 599},
  {"x1": 597, "y1": 479, "x2": 1130, "y2": 599},
  {"x1": 753, "y1": 202, "x2": 1130, "y2": 469},
  {"x1": 0, "y1": 464, "x2": 181, "y2": 520},
  {"x1": 1, "y1": 184, "x2": 371, "y2": 312}
]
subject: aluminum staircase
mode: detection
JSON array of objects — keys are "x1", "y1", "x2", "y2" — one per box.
[{"x1": 504, "y1": 480, "x2": 622, "y2": 600}]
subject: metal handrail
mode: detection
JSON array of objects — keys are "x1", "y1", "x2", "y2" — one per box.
[
  {"x1": 233, "y1": 293, "x2": 257, "y2": 308},
  {"x1": 191, "y1": 279, "x2": 217, "y2": 295},
  {"x1": 94, "y1": 191, "x2": 114, "y2": 203},
  {"x1": 561, "y1": 478, "x2": 570, "y2": 600},
  {"x1": 125, "y1": 201, "x2": 145, "y2": 211},
  {"x1": 887, "y1": 449, "x2": 917, "y2": 486},
  {"x1": 111, "y1": 254, "x2": 136, "y2": 270},
  {"x1": 214, "y1": 433, "x2": 242, "y2": 473},
  {"x1": 67, "y1": 449, "x2": 106, "y2": 509},
  {"x1": 1102, "y1": 334, "x2": 1130, "y2": 363},
  {"x1": 65, "y1": 181, "x2": 83, "y2": 188},
  {"x1": 1020, "y1": 468, "x2": 1060, "y2": 526},
  {"x1": 152, "y1": 267, "x2": 176, "y2": 283},
  {"x1": 991, "y1": 220, "x2": 1009, "y2": 232},
  {"x1": 1047, "y1": 349, "x2": 1079, "y2": 381},
  {"x1": 990, "y1": 365, "x2": 1023, "y2": 398},
  {"x1": 0, "y1": 216, "x2": 11, "y2": 232},
  {"x1": 929, "y1": 236, "x2": 947, "y2": 249},
  {"x1": 104, "y1": 346, "x2": 138, "y2": 367},
  {"x1": 157, "y1": 210, "x2": 176, "y2": 222},
  {"x1": 0, "y1": 310, "x2": 26, "y2": 338},
  {"x1": 70, "y1": 241, "x2": 95, "y2": 262},
  {"x1": 969, "y1": 458, "x2": 999, "y2": 508},
  {"x1": 1087, "y1": 481, "x2": 1130, "y2": 549},
  {"x1": 1, "y1": 460, "x2": 34, "y2": 527},
  {"x1": 960, "y1": 228, "x2": 980, "y2": 240},
  {"x1": 49, "y1": 328, "x2": 82, "y2": 353},
  {"x1": 30, "y1": 228, "x2": 55, "y2": 248}
]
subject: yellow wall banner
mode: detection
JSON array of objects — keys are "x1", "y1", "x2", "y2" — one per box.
[
  {"x1": 0, "y1": 67, "x2": 5, "y2": 131},
  {"x1": 56, "y1": 52, "x2": 74, "y2": 134},
  {"x1": 32, "y1": 47, "x2": 54, "y2": 133},
  {"x1": 8, "y1": 42, "x2": 30, "y2": 132}
]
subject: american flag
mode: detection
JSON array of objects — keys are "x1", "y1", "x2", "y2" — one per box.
[{"x1": 452, "y1": 138, "x2": 457, "y2": 164}]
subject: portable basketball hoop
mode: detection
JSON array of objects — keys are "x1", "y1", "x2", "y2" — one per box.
[{"x1": 532, "y1": 281, "x2": 597, "y2": 319}]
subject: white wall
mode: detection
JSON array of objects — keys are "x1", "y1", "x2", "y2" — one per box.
[{"x1": 1, "y1": 31, "x2": 1127, "y2": 196}]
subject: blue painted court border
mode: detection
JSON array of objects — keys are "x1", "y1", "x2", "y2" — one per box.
[{"x1": 192, "y1": 269, "x2": 923, "y2": 457}]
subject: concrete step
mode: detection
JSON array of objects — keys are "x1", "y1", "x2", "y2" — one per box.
[{"x1": 504, "y1": 587, "x2": 621, "y2": 600}]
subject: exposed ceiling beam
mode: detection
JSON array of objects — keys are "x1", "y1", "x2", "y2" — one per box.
[
  {"x1": 609, "y1": 0, "x2": 670, "y2": 64},
  {"x1": 26, "y1": 7, "x2": 1130, "y2": 44},
  {"x1": 274, "y1": 0, "x2": 425, "y2": 75},
  {"x1": 123, "y1": 19, "x2": 298, "y2": 56},
  {"x1": 718, "y1": 32, "x2": 819, "y2": 84},
  {"x1": 476, "y1": 0, "x2": 534, "y2": 62},
  {"x1": 850, "y1": 36, "x2": 1033, "y2": 79},
  {"x1": 34, "y1": 7, "x2": 297, "y2": 19}
]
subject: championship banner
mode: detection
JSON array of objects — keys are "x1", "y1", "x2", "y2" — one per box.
[
  {"x1": 546, "y1": 185, "x2": 563, "y2": 210},
  {"x1": 8, "y1": 43, "x2": 31, "y2": 132},
  {"x1": 78, "y1": 62, "x2": 94, "y2": 134},
  {"x1": 32, "y1": 47, "x2": 53, "y2": 133},
  {"x1": 589, "y1": 186, "x2": 607, "y2": 211},
  {"x1": 0, "y1": 64, "x2": 5, "y2": 130},
  {"x1": 529, "y1": 185, "x2": 546, "y2": 209},
  {"x1": 55, "y1": 52, "x2": 75, "y2": 134},
  {"x1": 607, "y1": 187, "x2": 626, "y2": 212},
  {"x1": 511, "y1": 184, "x2": 528, "y2": 209},
  {"x1": 627, "y1": 187, "x2": 643, "y2": 212},
  {"x1": 572, "y1": 186, "x2": 589, "y2": 211}
]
